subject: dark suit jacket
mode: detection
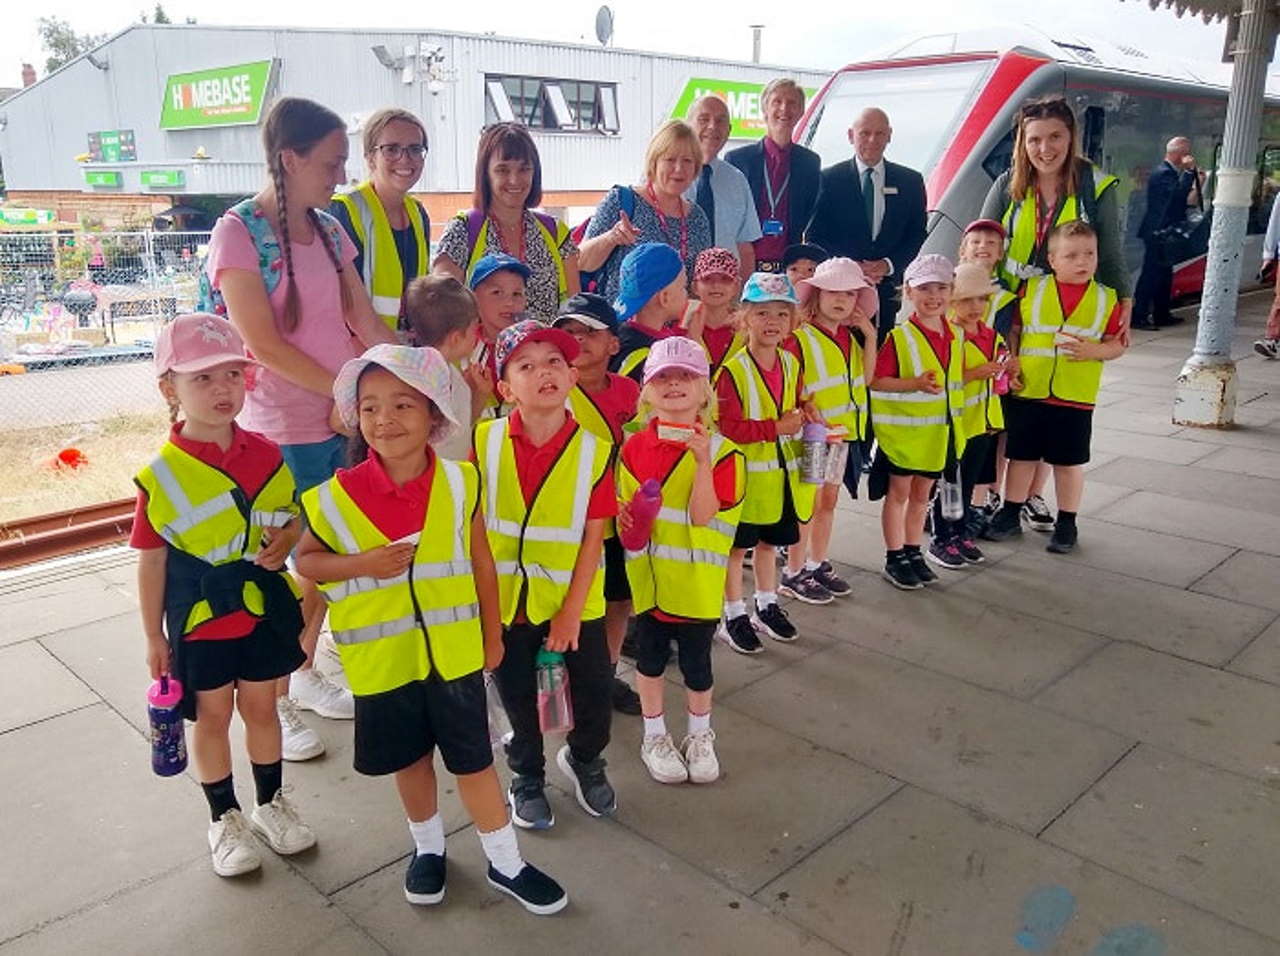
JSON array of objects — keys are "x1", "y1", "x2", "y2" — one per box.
[
  {"x1": 1138, "y1": 161, "x2": 1194, "y2": 240},
  {"x1": 724, "y1": 140, "x2": 821, "y2": 250}
]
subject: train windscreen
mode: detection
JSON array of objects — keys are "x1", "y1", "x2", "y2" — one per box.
[{"x1": 802, "y1": 60, "x2": 992, "y2": 173}]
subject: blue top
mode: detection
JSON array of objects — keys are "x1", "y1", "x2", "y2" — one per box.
[{"x1": 585, "y1": 187, "x2": 712, "y2": 301}]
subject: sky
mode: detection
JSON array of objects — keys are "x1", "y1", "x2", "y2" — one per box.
[{"x1": 1, "y1": 0, "x2": 1234, "y2": 90}]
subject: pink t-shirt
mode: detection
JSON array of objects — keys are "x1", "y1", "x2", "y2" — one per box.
[{"x1": 206, "y1": 213, "x2": 359, "y2": 446}]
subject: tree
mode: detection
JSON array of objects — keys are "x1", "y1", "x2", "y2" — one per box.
[
  {"x1": 37, "y1": 17, "x2": 106, "y2": 74},
  {"x1": 153, "y1": 5, "x2": 171, "y2": 23}
]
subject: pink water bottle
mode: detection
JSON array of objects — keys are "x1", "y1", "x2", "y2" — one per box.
[
  {"x1": 618, "y1": 478, "x2": 663, "y2": 551},
  {"x1": 148, "y1": 675, "x2": 188, "y2": 777}
]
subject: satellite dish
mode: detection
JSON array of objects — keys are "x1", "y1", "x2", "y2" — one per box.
[{"x1": 595, "y1": 5, "x2": 614, "y2": 47}]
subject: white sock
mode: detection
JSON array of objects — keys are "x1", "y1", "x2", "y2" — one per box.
[
  {"x1": 724, "y1": 599, "x2": 747, "y2": 620},
  {"x1": 478, "y1": 821, "x2": 525, "y2": 879},
  {"x1": 756, "y1": 590, "x2": 778, "y2": 608},
  {"x1": 687, "y1": 710, "x2": 711, "y2": 735},
  {"x1": 408, "y1": 813, "x2": 445, "y2": 857},
  {"x1": 804, "y1": 560, "x2": 821, "y2": 572},
  {"x1": 643, "y1": 713, "x2": 667, "y2": 738}
]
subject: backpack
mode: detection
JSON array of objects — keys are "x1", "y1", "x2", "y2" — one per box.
[
  {"x1": 197, "y1": 199, "x2": 346, "y2": 316},
  {"x1": 572, "y1": 185, "x2": 635, "y2": 294}
]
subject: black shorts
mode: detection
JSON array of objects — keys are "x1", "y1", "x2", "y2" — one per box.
[
  {"x1": 962, "y1": 433, "x2": 998, "y2": 486},
  {"x1": 633, "y1": 612, "x2": 715, "y2": 692},
  {"x1": 182, "y1": 621, "x2": 306, "y2": 694},
  {"x1": 733, "y1": 480, "x2": 800, "y2": 549},
  {"x1": 603, "y1": 535, "x2": 631, "y2": 603},
  {"x1": 352, "y1": 670, "x2": 493, "y2": 777},
  {"x1": 1003, "y1": 397, "x2": 1093, "y2": 467}
]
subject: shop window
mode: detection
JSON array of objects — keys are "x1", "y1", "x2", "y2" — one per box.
[{"x1": 485, "y1": 74, "x2": 620, "y2": 133}]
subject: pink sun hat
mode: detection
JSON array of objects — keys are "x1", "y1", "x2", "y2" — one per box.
[
  {"x1": 333, "y1": 344, "x2": 461, "y2": 442},
  {"x1": 796, "y1": 257, "x2": 879, "y2": 318}
]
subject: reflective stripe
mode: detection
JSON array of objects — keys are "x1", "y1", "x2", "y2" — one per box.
[
  {"x1": 413, "y1": 559, "x2": 474, "y2": 578},
  {"x1": 746, "y1": 459, "x2": 782, "y2": 472},
  {"x1": 484, "y1": 430, "x2": 596, "y2": 542},
  {"x1": 1021, "y1": 347, "x2": 1057, "y2": 358},
  {"x1": 962, "y1": 393, "x2": 985, "y2": 408},
  {"x1": 869, "y1": 389, "x2": 944, "y2": 403},
  {"x1": 493, "y1": 560, "x2": 573, "y2": 585},
  {"x1": 204, "y1": 534, "x2": 246, "y2": 564},
  {"x1": 348, "y1": 188, "x2": 378, "y2": 291},
  {"x1": 439, "y1": 459, "x2": 468, "y2": 562},
  {"x1": 314, "y1": 482, "x2": 360, "y2": 554},
  {"x1": 148, "y1": 456, "x2": 193, "y2": 513},
  {"x1": 323, "y1": 572, "x2": 408, "y2": 603},
  {"x1": 740, "y1": 355, "x2": 765, "y2": 418},
  {"x1": 483, "y1": 416, "x2": 506, "y2": 520},
  {"x1": 251, "y1": 509, "x2": 293, "y2": 528},
  {"x1": 647, "y1": 544, "x2": 730, "y2": 567},
  {"x1": 657, "y1": 506, "x2": 688, "y2": 524},
  {"x1": 334, "y1": 613, "x2": 417, "y2": 646},
  {"x1": 873, "y1": 414, "x2": 950, "y2": 426},
  {"x1": 164, "y1": 491, "x2": 238, "y2": 536}
]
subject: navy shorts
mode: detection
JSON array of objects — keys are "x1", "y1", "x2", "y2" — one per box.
[
  {"x1": 182, "y1": 621, "x2": 306, "y2": 695},
  {"x1": 352, "y1": 670, "x2": 493, "y2": 777}
]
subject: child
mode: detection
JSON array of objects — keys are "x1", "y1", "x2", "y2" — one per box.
[
  {"x1": 551, "y1": 293, "x2": 643, "y2": 716},
  {"x1": 927, "y1": 263, "x2": 1013, "y2": 569},
  {"x1": 783, "y1": 243, "x2": 829, "y2": 289},
  {"x1": 714, "y1": 273, "x2": 817, "y2": 653},
  {"x1": 296, "y1": 344, "x2": 566, "y2": 915},
  {"x1": 868, "y1": 254, "x2": 968, "y2": 590},
  {"x1": 402, "y1": 274, "x2": 482, "y2": 461},
  {"x1": 781, "y1": 258, "x2": 880, "y2": 603},
  {"x1": 986, "y1": 221, "x2": 1126, "y2": 554},
  {"x1": 477, "y1": 320, "x2": 619, "y2": 827},
  {"x1": 610, "y1": 242, "x2": 689, "y2": 383},
  {"x1": 682, "y1": 247, "x2": 745, "y2": 375},
  {"x1": 466, "y1": 252, "x2": 531, "y2": 420},
  {"x1": 619, "y1": 337, "x2": 744, "y2": 784},
  {"x1": 132, "y1": 313, "x2": 314, "y2": 878}
]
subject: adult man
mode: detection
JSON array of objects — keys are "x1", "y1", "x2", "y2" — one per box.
[
  {"x1": 807, "y1": 107, "x2": 927, "y2": 337},
  {"x1": 684, "y1": 94, "x2": 762, "y2": 279},
  {"x1": 725, "y1": 79, "x2": 821, "y2": 273},
  {"x1": 1133, "y1": 136, "x2": 1199, "y2": 330}
]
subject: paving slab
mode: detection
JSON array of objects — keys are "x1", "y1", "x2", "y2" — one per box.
[
  {"x1": 0, "y1": 572, "x2": 137, "y2": 647},
  {"x1": 1193, "y1": 444, "x2": 1280, "y2": 481},
  {"x1": 1035, "y1": 642, "x2": 1280, "y2": 781},
  {"x1": 1088, "y1": 454, "x2": 1280, "y2": 513},
  {"x1": 1090, "y1": 427, "x2": 1218, "y2": 466},
  {"x1": 0, "y1": 640, "x2": 98, "y2": 733},
  {"x1": 1043, "y1": 745, "x2": 1280, "y2": 942},
  {"x1": 331, "y1": 806, "x2": 842, "y2": 956},
  {"x1": 681, "y1": 611, "x2": 834, "y2": 698},
  {"x1": 1228, "y1": 617, "x2": 1280, "y2": 686},
  {"x1": 40, "y1": 610, "x2": 153, "y2": 735},
  {"x1": 1191, "y1": 550, "x2": 1280, "y2": 612},
  {"x1": 1095, "y1": 489, "x2": 1280, "y2": 557},
  {"x1": 758, "y1": 785, "x2": 1278, "y2": 956},
  {"x1": 722, "y1": 643, "x2": 1131, "y2": 832},
  {"x1": 957, "y1": 552, "x2": 1272, "y2": 666},
  {"x1": 1170, "y1": 421, "x2": 1280, "y2": 454}
]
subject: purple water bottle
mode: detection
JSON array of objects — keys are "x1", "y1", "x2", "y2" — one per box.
[{"x1": 148, "y1": 675, "x2": 188, "y2": 777}]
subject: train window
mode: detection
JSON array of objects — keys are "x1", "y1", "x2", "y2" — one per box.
[
  {"x1": 1252, "y1": 145, "x2": 1280, "y2": 234},
  {"x1": 982, "y1": 130, "x2": 1013, "y2": 181},
  {"x1": 1082, "y1": 107, "x2": 1105, "y2": 167}
]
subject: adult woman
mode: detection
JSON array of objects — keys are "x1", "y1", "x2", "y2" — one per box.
[
  {"x1": 579, "y1": 120, "x2": 712, "y2": 301},
  {"x1": 433, "y1": 122, "x2": 578, "y2": 321},
  {"x1": 330, "y1": 108, "x2": 431, "y2": 336}
]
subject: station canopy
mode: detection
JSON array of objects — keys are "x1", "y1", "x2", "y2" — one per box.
[{"x1": 1131, "y1": 0, "x2": 1245, "y2": 21}]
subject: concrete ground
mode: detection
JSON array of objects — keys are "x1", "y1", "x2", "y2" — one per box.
[{"x1": 2, "y1": 292, "x2": 1279, "y2": 955}]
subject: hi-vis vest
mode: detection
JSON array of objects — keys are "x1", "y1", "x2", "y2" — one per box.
[
  {"x1": 567, "y1": 382, "x2": 629, "y2": 445},
  {"x1": 983, "y1": 288, "x2": 1018, "y2": 330},
  {"x1": 617, "y1": 346, "x2": 650, "y2": 382},
  {"x1": 792, "y1": 323, "x2": 869, "y2": 441},
  {"x1": 961, "y1": 331, "x2": 1007, "y2": 438},
  {"x1": 1016, "y1": 275, "x2": 1117, "y2": 405},
  {"x1": 332, "y1": 181, "x2": 430, "y2": 332},
  {"x1": 869, "y1": 322, "x2": 967, "y2": 472},
  {"x1": 617, "y1": 435, "x2": 744, "y2": 620},
  {"x1": 715, "y1": 349, "x2": 816, "y2": 525},
  {"x1": 475, "y1": 417, "x2": 613, "y2": 626},
  {"x1": 998, "y1": 168, "x2": 1118, "y2": 291},
  {"x1": 135, "y1": 442, "x2": 300, "y2": 635},
  {"x1": 462, "y1": 213, "x2": 570, "y2": 303},
  {"x1": 300, "y1": 459, "x2": 484, "y2": 696}
]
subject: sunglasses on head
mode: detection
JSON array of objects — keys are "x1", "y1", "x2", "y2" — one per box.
[{"x1": 1019, "y1": 99, "x2": 1075, "y2": 124}]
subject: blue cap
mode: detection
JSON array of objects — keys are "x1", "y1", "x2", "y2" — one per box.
[
  {"x1": 469, "y1": 253, "x2": 531, "y2": 290},
  {"x1": 613, "y1": 242, "x2": 684, "y2": 320},
  {"x1": 741, "y1": 271, "x2": 799, "y2": 305}
]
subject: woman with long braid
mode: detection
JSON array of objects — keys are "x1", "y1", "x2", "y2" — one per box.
[{"x1": 205, "y1": 97, "x2": 397, "y2": 760}]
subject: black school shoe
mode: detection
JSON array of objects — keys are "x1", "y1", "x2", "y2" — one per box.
[
  {"x1": 508, "y1": 775, "x2": 554, "y2": 830},
  {"x1": 487, "y1": 862, "x2": 568, "y2": 915},
  {"x1": 611, "y1": 676, "x2": 641, "y2": 715},
  {"x1": 719, "y1": 614, "x2": 763, "y2": 655},
  {"x1": 752, "y1": 601, "x2": 798, "y2": 642},
  {"x1": 404, "y1": 852, "x2": 446, "y2": 905},
  {"x1": 556, "y1": 745, "x2": 617, "y2": 817},
  {"x1": 882, "y1": 553, "x2": 923, "y2": 590},
  {"x1": 1046, "y1": 522, "x2": 1078, "y2": 554},
  {"x1": 904, "y1": 546, "x2": 938, "y2": 584},
  {"x1": 985, "y1": 504, "x2": 1024, "y2": 541}
]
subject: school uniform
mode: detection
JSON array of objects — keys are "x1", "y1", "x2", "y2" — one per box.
[{"x1": 785, "y1": 322, "x2": 871, "y2": 491}]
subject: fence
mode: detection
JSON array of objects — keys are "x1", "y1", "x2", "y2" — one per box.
[{"x1": 0, "y1": 230, "x2": 212, "y2": 524}]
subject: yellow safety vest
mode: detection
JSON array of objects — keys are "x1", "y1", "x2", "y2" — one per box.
[
  {"x1": 461, "y1": 212, "x2": 570, "y2": 303},
  {"x1": 998, "y1": 169, "x2": 1118, "y2": 291},
  {"x1": 983, "y1": 288, "x2": 1018, "y2": 329},
  {"x1": 617, "y1": 346, "x2": 650, "y2": 382},
  {"x1": 475, "y1": 417, "x2": 612, "y2": 626},
  {"x1": 617, "y1": 434, "x2": 744, "y2": 620},
  {"x1": 960, "y1": 331, "x2": 1007, "y2": 438},
  {"x1": 135, "y1": 442, "x2": 300, "y2": 634},
  {"x1": 869, "y1": 322, "x2": 967, "y2": 472},
  {"x1": 332, "y1": 181, "x2": 430, "y2": 333},
  {"x1": 1016, "y1": 275, "x2": 1117, "y2": 405},
  {"x1": 792, "y1": 323, "x2": 869, "y2": 441},
  {"x1": 300, "y1": 459, "x2": 484, "y2": 696},
  {"x1": 566, "y1": 382, "x2": 631, "y2": 445},
  {"x1": 715, "y1": 349, "x2": 816, "y2": 525}
]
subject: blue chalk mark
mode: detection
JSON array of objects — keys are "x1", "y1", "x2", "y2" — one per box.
[
  {"x1": 1015, "y1": 885, "x2": 1077, "y2": 952},
  {"x1": 1090, "y1": 924, "x2": 1167, "y2": 956}
]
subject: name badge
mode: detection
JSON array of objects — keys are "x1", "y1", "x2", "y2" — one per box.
[
  {"x1": 883, "y1": 186, "x2": 899, "y2": 196},
  {"x1": 656, "y1": 421, "x2": 697, "y2": 444},
  {"x1": 761, "y1": 218, "x2": 784, "y2": 237}
]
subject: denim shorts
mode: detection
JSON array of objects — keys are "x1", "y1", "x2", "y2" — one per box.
[{"x1": 280, "y1": 434, "x2": 347, "y2": 493}]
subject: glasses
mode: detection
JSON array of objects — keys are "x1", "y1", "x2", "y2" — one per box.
[
  {"x1": 1019, "y1": 98, "x2": 1075, "y2": 124},
  {"x1": 373, "y1": 144, "x2": 427, "y2": 161}
]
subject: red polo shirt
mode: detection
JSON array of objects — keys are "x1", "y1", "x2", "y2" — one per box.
[
  {"x1": 873, "y1": 315, "x2": 955, "y2": 379},
  {"x1": 576, "y1": 373, "x2": 641, "y2": 445},
  {"x1": 333, "y1": 446, "x2": 473, "y2": 543},
  {"x1": 701, "y1": 323, "x2": 740, "y2": 370},
  {"x1": 1013, "y1": 280, "x2": 1122, "y2": 409},
  {"x1": 506, "y1": 410, "x2": 617, "y2": 518}
]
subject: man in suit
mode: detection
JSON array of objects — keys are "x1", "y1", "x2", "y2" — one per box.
[
  {"x1": 1133, "y1": 136, "x2": 1199, "y2": 330},
  {"x1": 806, "y1": 107, "x2": 927, "y2": 338},
  {"x1": 684, "y1": 94, "x2": 762, "y2": 279},
  {"x1": 725, "y1": 78, "x2": 821, "y2": 273}
]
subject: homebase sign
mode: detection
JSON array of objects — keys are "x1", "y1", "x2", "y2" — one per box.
[
  {"x1": 160, "y1": 61, "x2": 274, "y2": 130},
  {"x1": 670, "y1": 78, "x2": 818, "y2": 139}
]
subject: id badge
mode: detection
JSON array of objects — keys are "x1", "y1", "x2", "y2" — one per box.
[{"x1": 762, "y1": 218, "x2": 784, "y2": 237}]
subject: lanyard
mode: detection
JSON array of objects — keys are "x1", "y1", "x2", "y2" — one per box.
[
  {"x1": 646, "y1": 186, "x2": 688, "y2": 262},
  {"x1": 489, "y1": 213, "x2": 526, "y2": 264},
  {"x1": 763, "y1": 164, "x2": 791, "y2": 218}
]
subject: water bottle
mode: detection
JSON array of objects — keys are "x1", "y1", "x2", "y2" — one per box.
[
  {"x1": 535, "y1": 648, "x2": 574, "y2": 734},
  {"x1": 938, "y1": 475, "x2": 965, "y2": 522},
  {"x1": 993, "y1": 345, "x2": 1011, "y2": 395},
  {"x1": 799, "y1": 422, "x2": 829, "y2": 484},
  {"x1": 147, "y1": 675, "x2": 188, "y2": 777},
  {"x1": 484, "y1": 671, "x2": 511, "y2": 750},
  {"x1": 618, "y1": 478, "x2": 663, "y2": 551}
]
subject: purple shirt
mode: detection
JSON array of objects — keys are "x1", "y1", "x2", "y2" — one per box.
[{"x1": 754, "y1": 138, "x2": 793, "y2": 263}]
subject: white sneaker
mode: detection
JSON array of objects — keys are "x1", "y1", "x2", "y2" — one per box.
[
  {"x1": 250, "y1": 788, "x2": 317, "y2": 855},
  {"x1": 208, "y1": 808, "x2": 262, "y2": 877},
  {"x1": 1255, "y1": 338, "x2": 1279, "y2": 359},
  {"x1": 640, "y1": 733, "x2": 689, "y2": 784},
  {"x1": 682, "y1": 729, "x2": 720, "y2": 784},
  {"x1": 277, "y1": 696, "x2": 325, "y2": 762},
  {"x1": 290, "y1": 667, "x2": 354, "y2": 719}
]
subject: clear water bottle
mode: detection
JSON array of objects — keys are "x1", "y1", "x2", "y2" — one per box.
[
  {"x1": 799, "y1": 422, "x2": 828, "y2": 484},
  {"x1": 938, "y1": 475, "x2": 965, "y2": 522},
  {"x1": 618, "y1": 478, "x2": 663, "y2": 551},
  {"x1": 484, "y1": 671, "x2": 511, "y2": 750},
  {"x1": 147, "y1": 675, "x2": 188, "y2": 777},
  {"x1": 993, "y1": 345, "x2": 1011, "y2": 395},
  {"x1": 535, "y1": 648, "x2": 574, "y2": 734}
]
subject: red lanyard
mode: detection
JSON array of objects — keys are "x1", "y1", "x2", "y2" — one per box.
[{"x1": 646, "y1": 186, "x2": 688, "y2": 262}]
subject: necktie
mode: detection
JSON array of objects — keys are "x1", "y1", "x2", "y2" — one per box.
[
  {"x1": 696, "y1": 165, "x2": 716, "y2": 244},
  {"x1": 862, "y1": 166, "x2": 876, "y2": 239}
]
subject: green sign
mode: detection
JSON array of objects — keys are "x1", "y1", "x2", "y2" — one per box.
[
  {"x1": 0, "y1": 208, "x2": 56, "y2": 226},
  {"x1": 88, "y1": 129, "x2": 136, "y2": 163},
  {"x1": 671, "y1": 78, "x2": 818, "y2": 140},
  {"x1": 160, "y1": 60, "x2": 274, "y2": 130},
  {"x1": 141, "y1": 169, "x2": 186, "y2": 188},
  {"x1": 84, "y1": 170, "x2": 122, "y2": 188}
]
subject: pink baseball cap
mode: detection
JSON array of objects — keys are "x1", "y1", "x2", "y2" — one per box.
[
  {"x1": 642, "y1": 335, "x2": 710, "y2": 385},
  {"x1": 796, "y1": 257, "x2": 880, "y2": 318},
  {"x1": 154, "y1": 313, "x2": 253, "y2": 376},
  {"x1": 903, "y1": 254, "x2": 955, "y2": 289}
]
